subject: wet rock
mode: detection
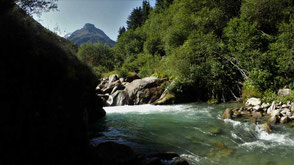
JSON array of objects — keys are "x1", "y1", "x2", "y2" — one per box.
[
  {"x1": 208, "y1": 128, "x2": 222, "y2": 135},
  {"x1": 142, "y1": 157, "x2": 162, "y2": 165},
  {"x1": 260, "y1": 123, "x2": 272, "y2": 133},
  {"x1": 154, "y1": 91, "x2": 176, "y2": 105},
  {"x1": 280, "y1": 116, "x2": 288, "y2": 124},
  {"x1": 223, "y1": 108, "x2": 233, "y2": 119},
  {"x1": 246, "y1": 98, "x2": 261, "y2": 106},
  {"x1": 233, "y1": 111, "x2": 241, "y2": 118},
  {"x1": 173, "y1": 157, "x2": 189, "y2": 165},
  {"x1": 278, "y1": 88, "x2": 291, "y2": 97},
  {"x1": 91, "y1": 141, "x2": 136, "y2": 165},
  {"x1": 240, "y1": 110, "x2": 251, "y2": 117},
  {"x1": 252, "y1": 111, "x2": 262, "y2": 118},
  {"x1": 269, "y1": 115, "x2": 278, "y2": 124}
]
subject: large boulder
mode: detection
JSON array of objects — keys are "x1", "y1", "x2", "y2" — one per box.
[
  {"x1": 111, "y1": 90, "x2": 130, "y2": 106},
  {"x1": 1, "y1": 6, "x2": 105, "y2": 165},
  {"x1": 278, "y1": 88, "x2": 291, "y2": 97},
  {"x1": 125, "y1": 77, "x2": 167, "y2": 105},
  {"x1": 90, "y1": 142, "x2": 136, "y2": 165},
  {"x1": 246, "y1": 98, "x2": 261, "y2": 106}
]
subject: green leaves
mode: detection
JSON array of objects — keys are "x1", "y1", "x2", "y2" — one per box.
[{"x1": 77, "y1": 42, "x2": 114, "y2": 77}]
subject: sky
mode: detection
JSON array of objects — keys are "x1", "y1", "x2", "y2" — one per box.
[{"x1": 33, "y1": 0, "x2": 156, "y2": 41}]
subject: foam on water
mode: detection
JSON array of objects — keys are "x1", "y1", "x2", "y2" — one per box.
[
  {"x1": 224, "y1": 118, "x2": 294, "y2": 150},
  {"x1": 104, "y1": 104, "x2": 213, "y2": 117},
  {"x1": 104, "y1": 104, "x2": 184, "y2": 114}
]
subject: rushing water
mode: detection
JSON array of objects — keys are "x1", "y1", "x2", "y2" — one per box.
[{"x1": 90, "y1": 103, "x2": 294, "y2": 165}]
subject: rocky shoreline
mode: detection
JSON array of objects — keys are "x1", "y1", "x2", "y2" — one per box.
[
  {"x1": 223, "y1": 97, "x2": 294, "y2": 130},
  {"x1": 96, "y1": 74, "x2": 172, "y2": 106}
]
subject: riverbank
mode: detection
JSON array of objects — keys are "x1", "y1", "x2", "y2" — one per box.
[{"x1": 223, "y1": 96, "x2": 294, "y2": 129}]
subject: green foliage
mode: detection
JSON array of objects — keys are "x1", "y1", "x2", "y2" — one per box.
[
  {"x1": 262, "y1": 89, "x2": 294, "y2": 103},
  {"x1": 85, "y1": 0, "x2": 294, "y2": 102},
  {"x1": 242, "y1": 80, "x2": 262, "y2": 101},
  {"x1": 77, "y1": 42, "x2": 114, "y2": 77},
  {"x1": 240, "y1": 0, "x2": 294, "y2": 34},
  {"x1": 127, "y1": 0, "x2": 152, "y2": 30},
  {"x1": 17, "y1": 0, "x2": 58, "y2": 15},
  {"x1": 261, "y1": 90, "x2": 278, "y2": 103}
]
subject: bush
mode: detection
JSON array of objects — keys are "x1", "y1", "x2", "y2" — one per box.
[
  {"x1": 261, "y1": 90, "x2": 277, "y2": 103},
  {"x1": 242, "y1": 80, "x2": 262, "y2": 101}
]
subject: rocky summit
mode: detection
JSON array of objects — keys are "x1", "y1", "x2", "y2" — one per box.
[{"x1": 67, "y1": 23, "x2": 115, "y2": 47}]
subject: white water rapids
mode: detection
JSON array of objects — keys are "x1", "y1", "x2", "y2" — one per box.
[{"x1": 91, "y1": 103, "x2": 294, "y2": 165}]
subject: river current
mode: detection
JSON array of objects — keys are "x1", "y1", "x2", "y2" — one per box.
[{"x1": 90, "y1": 103, "x2": 294, "y2": 165}]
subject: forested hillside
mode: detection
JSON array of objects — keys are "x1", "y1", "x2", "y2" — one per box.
[{"x1": 80, "y1": 0, "x2": 294, "y2": 103}]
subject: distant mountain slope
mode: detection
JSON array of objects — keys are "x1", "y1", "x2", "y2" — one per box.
[{"x1": 67, "y1": 23, "x2": 115, "y2": 47}]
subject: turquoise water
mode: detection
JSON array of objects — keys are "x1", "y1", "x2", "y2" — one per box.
[{"x1": 91, "y1": 103, "x2": 294, "y2": 165}]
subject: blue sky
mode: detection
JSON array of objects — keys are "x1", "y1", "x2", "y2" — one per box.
[{"x1": 33, "y1": 0, "x2": 156, "y2": 41}]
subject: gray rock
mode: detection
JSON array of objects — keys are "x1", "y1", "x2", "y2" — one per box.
[
  {"x1": 253, "y1": 105, "x2": 261, "y2": 111},
  {"x1": 109, "y1": 74, "x2": 119, "y2": 83},
  {"x1": 246, "y1": 98, "x2": 261, "y2": 106},
  {"x1": 261, "y1": 103, "x2": 270, "y2": 109},
  {"x1": 278, "y1": 88, "x2": 291, "y2": 97},
  {"x1": 267, "y1": 101, "x2": 276, "y2": 115},
  {"x1": 291, "y1": 102, "x2": 294, "y2": 111},
  {"x1": 101, "y1": 80, "x2": 121, "y2": 94},
  {"x1": 125, "y1": 77, "x2": 162, "y2": 104},
  {"x1": 281, "y1": 108, "x2": 291, "y2": 117},
  {"x1": 110, "y1": 90, "x2": 129, "y2": 106},
  {"x1": 282, "y1": 104, "x2": 289, "y2": 108},
  {"x1": 110, "y1": 84, "x2": 125, "y2": 94},
  {"x1": 119, "y1": 77, "x2": 125, "y2": 83}
]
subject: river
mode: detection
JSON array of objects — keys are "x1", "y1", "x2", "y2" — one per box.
[{"x1": 90, "y1": 103, "x2": 294, "y2": 165}]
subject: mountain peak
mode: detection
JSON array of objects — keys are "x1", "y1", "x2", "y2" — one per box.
[
  {"x1": 83, "y1": 23, "x2": 96, "y2": 29},
  {"x1": 66, "y1": 23, "x2": 115, "y2": 47}
]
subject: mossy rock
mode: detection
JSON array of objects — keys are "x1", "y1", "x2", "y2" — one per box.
[
  {"x1": 154, "y1": 93, "x2": 175, "y2": 105},
  {"x1": 207, "y1": 99, "x2": 218, "y2": 104},
  {"x1": 208, "y1": 128, "x2": 222, "y2": 135},
  {"x1": 208, "y1": 142, "x2": 233, "y2": 158}
]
